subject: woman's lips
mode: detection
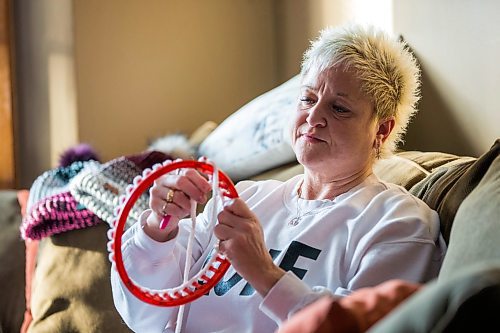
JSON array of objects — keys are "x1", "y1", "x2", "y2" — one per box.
[{"x1": 301, "y1": 132, "x2": 325, "y2": 142}]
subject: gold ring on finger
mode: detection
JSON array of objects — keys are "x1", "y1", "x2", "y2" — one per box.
[{"x1": 165, "y1": 188, "x2": 175, "y2": 203}]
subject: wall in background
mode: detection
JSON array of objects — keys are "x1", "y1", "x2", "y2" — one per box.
[
  {"x1": 0, "y1": 0, "x2": 15, "y2": 189},
  {"x1": 14, "y1": 0, "x2": 278, "y2": 187},
  {"x1": 393, "y1": 0, "x2": 499, "y2": 156},
  {"x1": 13, "y1": 0, "x2": 77, "y2": 187},
  {"x1": 73, "y1": 0, "x2": 278, "y2": 163}
]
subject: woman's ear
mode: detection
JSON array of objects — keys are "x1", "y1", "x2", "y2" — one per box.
[{"x1": 376, "y1": 117, "x2": 395, "y2": 143}]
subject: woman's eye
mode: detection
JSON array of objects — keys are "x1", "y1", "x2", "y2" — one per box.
[
  {"x1": 299, "y1": 96, "x2": 315, "y2": 105},
  {"x1": 332, "y1": 105, "x2": 349, "y2": 114}
]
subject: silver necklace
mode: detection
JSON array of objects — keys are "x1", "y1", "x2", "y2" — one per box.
[{"x1": 288, "y1": 180, "x2": 328, "y2": 227}]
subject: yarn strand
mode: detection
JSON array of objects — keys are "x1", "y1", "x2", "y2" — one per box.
[
  {"x1": 175, "y1": 198, "x2": 197, "y2": 333},
  {"x1": 175, "y1": 162, "x2": 221, "y2": 332}
]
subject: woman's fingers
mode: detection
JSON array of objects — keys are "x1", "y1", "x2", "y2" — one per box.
[
  {"x1": 213, "y1": 223, "x2": 232, "y2": 242},
  {"x1": 173, "y1": 169, "x2": 212, "y2": 204},
  {"x1": 214, "y1": 198, "x2": 262, "y2": 251},
  {"x1": 220, "y1": 198, "x2": 254, "y2": 221},
  {"x1": 149, "y1": 168, "x2": 212, "y2": 218},
  {"x1": 214, "y1": 199, "x2": 283, "y2": 296},
  {"x1": 162, "y1": 168, "x2": 212, "y2": 203}
]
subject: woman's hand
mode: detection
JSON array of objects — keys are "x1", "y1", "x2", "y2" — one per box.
[
  {"x1": 144, "y1": 168, "x2": 212, "y2": 242},
  {"x1": 214, "y1": 198, "x2": 285, "y2": 296}
]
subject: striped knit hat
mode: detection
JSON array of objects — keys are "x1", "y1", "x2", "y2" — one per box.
[
  {"x1": 26, "y1": 160, "x2": 99, "y2": 214},
  {"x1": 20, "y1": 191, "x2": 102, "y2": 240},
  {"x1": 69, "y1": 151, "x2": 170, "y2": 228}
]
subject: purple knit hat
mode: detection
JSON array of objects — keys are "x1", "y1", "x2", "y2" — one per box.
[{"x1": 20, "y1": 191, "x2": 102, "y2": 240}]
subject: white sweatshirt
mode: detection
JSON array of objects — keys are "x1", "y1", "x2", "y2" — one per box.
[{"x1": 111, "y1": 174, "x2": 445, "y2": 333}]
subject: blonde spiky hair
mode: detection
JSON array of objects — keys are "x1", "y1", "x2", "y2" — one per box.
[{"x1": 301, "y1": 25, "x2": 421, "y2": 157}]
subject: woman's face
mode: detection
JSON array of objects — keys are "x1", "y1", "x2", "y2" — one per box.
[{"x1": 291, "y1": 64, "x2": 379, "y2": 179}]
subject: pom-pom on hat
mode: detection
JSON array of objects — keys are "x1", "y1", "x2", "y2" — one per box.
[
  {"x1": 20, "y1": 191, "x2": 102, "y2": 240},
  {"x1": 70, "y1": 150, "x2": 170, "y2": 228},
  {"x1": 58, "y1": 143, "x2": 100, "y2": 168}
]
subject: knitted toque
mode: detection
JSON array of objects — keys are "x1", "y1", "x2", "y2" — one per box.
[
  {"x1": 26, "y1": 160, "x2": 99, "y2": 214},
  {"x1": 20, "y1": 191, "x2": 102, "y2": 240},
  {"x1": 69, "y1": 151, "x2": 170, "y2": 228}
]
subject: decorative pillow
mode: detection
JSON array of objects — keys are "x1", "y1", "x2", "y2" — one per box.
[
  {"x1": 276, "y1": 296, "x2": 360, "y2": 333},
  {"x1": 277, "y1": 280, "x2": 421, "y2": 333},
  {"x1": 198, "y1": 74, "x2": 301, "y2": 181}
]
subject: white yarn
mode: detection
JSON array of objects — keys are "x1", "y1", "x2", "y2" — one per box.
[
  {"x1": 175, "y1": 161, "x2": 221, "y2": 333},
  {"x1": 175, "y1": 199, "x2": 197, "y2": 333}
]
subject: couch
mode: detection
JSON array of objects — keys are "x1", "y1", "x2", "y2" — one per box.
[{"x1": 1, "y1": 74, "x2": 499, "y2": 333}]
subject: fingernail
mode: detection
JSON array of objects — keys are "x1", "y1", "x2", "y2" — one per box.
[{"x1": 160, "y1": 215, "x2": 171, "y2": 230}]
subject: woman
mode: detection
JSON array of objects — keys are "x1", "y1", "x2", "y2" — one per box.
[{"x1": 111, "y1": 25, "x2": 445, "y2": 333}]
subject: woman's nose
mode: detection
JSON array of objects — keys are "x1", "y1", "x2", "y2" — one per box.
[{"x1": 306, "y1": 102, "x2": 327, "y2": 127}]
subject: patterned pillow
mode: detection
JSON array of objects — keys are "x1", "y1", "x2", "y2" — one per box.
[{"x1": 198, "y1": 75, "x2": 300, "y2": 181}]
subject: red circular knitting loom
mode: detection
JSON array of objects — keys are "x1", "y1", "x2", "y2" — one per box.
[{"x1": 107, "y1": 160, "x2": 238, "y2": 307}]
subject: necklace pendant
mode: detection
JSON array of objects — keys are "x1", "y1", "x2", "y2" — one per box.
[{"x1": 289, "y1": 216, "x2": 301, "y2": 226}]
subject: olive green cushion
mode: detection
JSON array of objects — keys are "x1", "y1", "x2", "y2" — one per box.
[
  {"x1": 438, "y1": 152, "x2": 500, "y2": 280},
  {"x1": 28, "y1": 224, "x2": 132, "y2": 333},
  {"x1": 410, "y1": 139, "x2": 499, "y2": 244}
]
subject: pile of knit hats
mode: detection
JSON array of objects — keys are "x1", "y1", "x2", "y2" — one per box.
[
  {"x1": 20, "y1": 144, "x2": 172, "y2": 241},
  {"x1": 70, "y1": 152, "x2": 168, "y2": 229}
]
